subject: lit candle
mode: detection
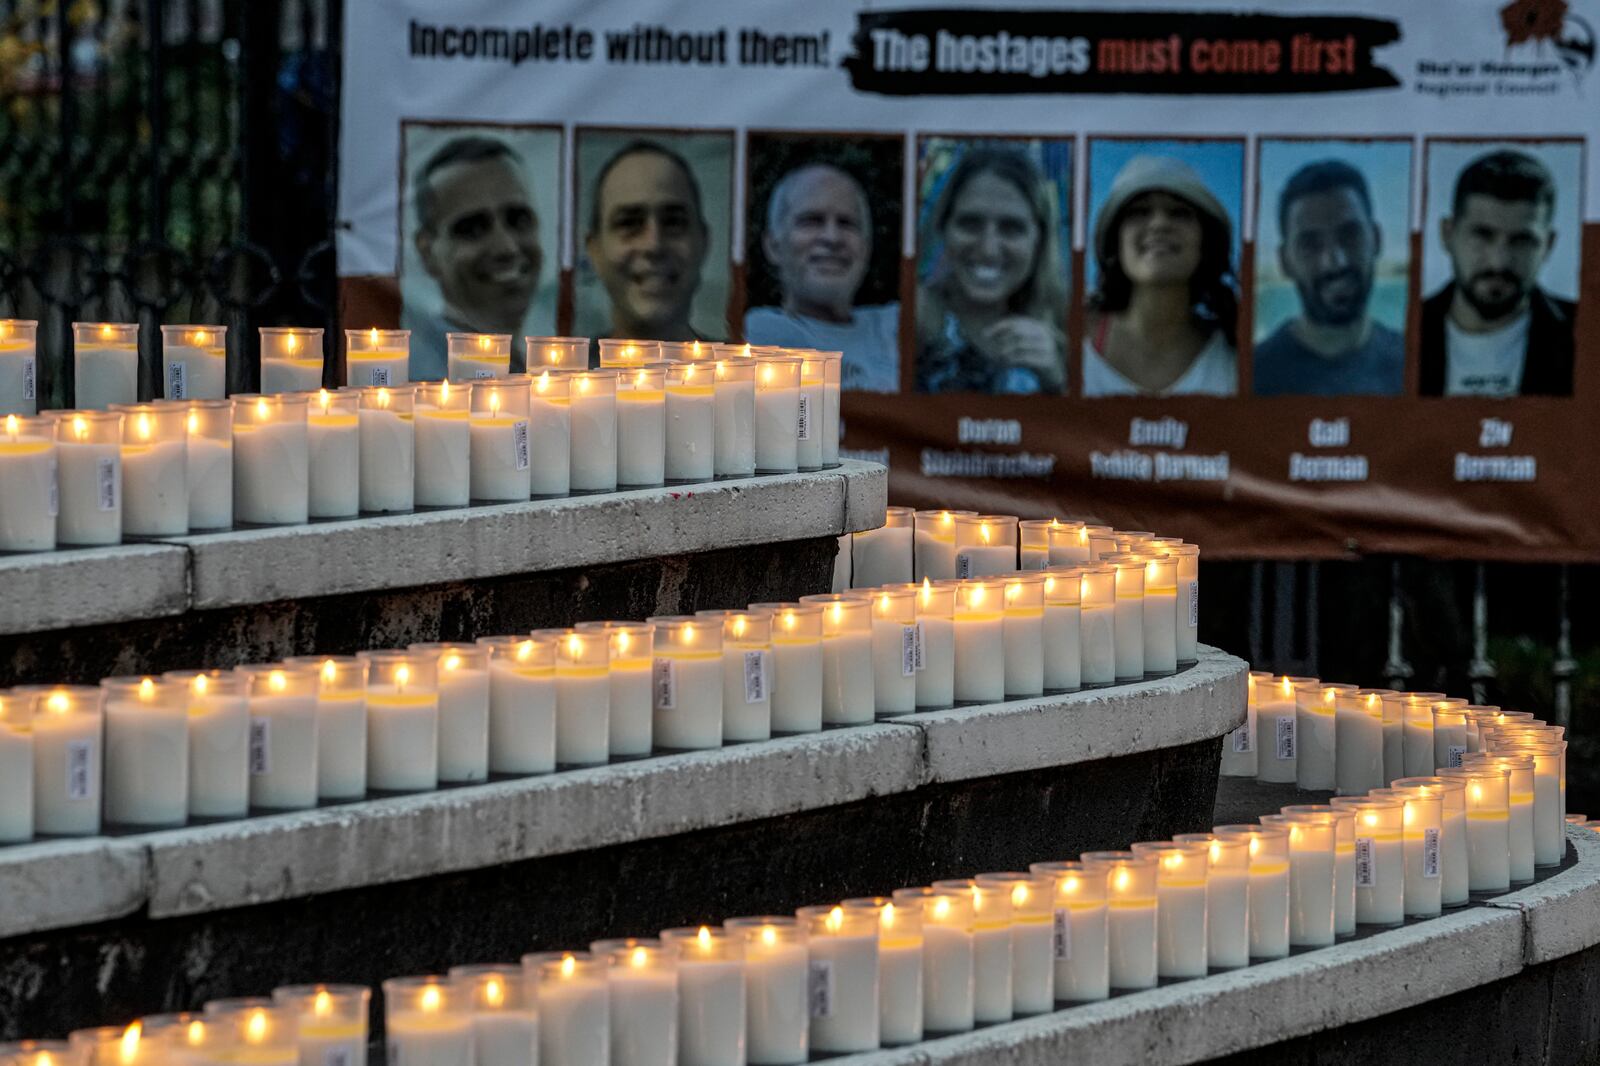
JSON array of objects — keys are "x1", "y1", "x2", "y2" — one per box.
[
  {"x1": 358, "y1": 385, "x2": 416, "y2": 513},
  {"x1": 647, "y1": 616, "x2": 724, "y2": 750},
  {"x1": 1028, "y1": 860, "x2": 1109, "y2": 1001},
  {"x1": 549, "y1": 628, "x2": 611, "y2": 766},
  {"x1": 660, "y1": 926, "x2": 746, "y2": 1066},
  {"x1": 697, "y1": 610, "x2": 772, "y2": 741},
  {"x1": 1433, "y1": 698, "x2": 1471, "y2": 770},
  {"x1": 1040, "y1": 568, "x2": 1083, "y2": 693},
  {"x1": 952, "y1": 579, "x2": 1004, "y2": 704},
  {"x1": 850, "y1": 506, "x2": 914, "y2": 588},
  {"x1": 235, "y1": 663, "x2": 319, "y2": 810},
  {"x1": 1078, "y1": 565, "x2": 1117, "y2": 687},
  {"x1": 68, "y1": 1022, "x2": 157, "y2": 1066},
  {"x1": 410, "y1": 642, "x2": 490, "y2": 783},
  {"x1": 1141, "y1": 555, "x2": 1179, "y2": 676},
  {"x1": 1373, "y1": 786, "x2": 1444, "y2": 915},
  {"x1": 412, "y1": 380, "x2": 471, "y2": 508},
  {"x1": 574, "y1": 622, "x2": 656, "y2": 757},
  {"x1": 1489, "y1": 735, "x2": 1563, "y2": 867},
  {"x1": 710, "y1": 360, "x2": 755, "y2": 478},
  {"x1": 140, "y1": 1011, "x2": 212, "y2": 1064},
  {"x1": 724, "y1": 917, "x2": 808, "y2": 1064},
  {"x1": 100, "y1": 676, "x2": 188, "y2": 827},
  {"x1": 664, "y1": 362, "x2": 714, "y2": 483},
  {"x1": 1083, "y1": 523, "x2": 1117, "y2": 560},
  {"x1": 346, "y1": 327, "x2": 411, "y2": 387},
  {"x1": 798, "y1": 594, "x2": 875, "y2": 724},
  {"x1": 1103, "y1": 553, "x2": 1146, "y2": 682},
  {"x1": 753, "y1": 356, "x2": 800, "y2": 474},
  {"x1": 1221, "y1": 672, "x2": 1267, "y2": 778},
  {"x1": 233, "y1": 394, "x2": 310, "y2": 525},
  {"x1": 304, "y1": 388, "x2": 358, "y2": 519},
  {"x1": 932, "y1": 880, "x2": 1010, "y2": 1023},
  {"x1": 53, "y1": 409, "x2": 123, "y2": 545},
  {"x1": 1002, "y1": 573, "x2": 1046, "y2": 698},
  {"x1": 793, "y1": 354, "x2": 825, "y2": 472},
  {"x1": 0, "y1": 318, "x2": 40, "y2": 415},
  {"x1": 272, "y1": 984, "x2": 371, "y2": 1066},
  {"x1": 891, "y1": 886, "x2": 973, "y2": 1033},
  {"x1": 281, "y1": 656, "x2": 367, "y2": 800},
  {"x1": 469, "y1": 378, "x2": 532, "y2": 501},
  {"x1": 1282, "y1": 804, "x2": 1357, "y2": 935},
  {"x1": 907, "y1": 580, "x2": 955, "y2": 709},
  {"x1": 911, "y1": 509, "x2": 973, "y2": 582},
  {"x1": 1439, "y1": 766, "x2": 1512, "y2": 892},
  {"x1": 109, "y1": 402, "x2": 186, "y2": 536},
  {"x1": 1262, "y1": 811, "x2": 1338, "y2": 946},
  {"x1": 529, "y1": 369, "x2": 572, "y2": 497},
  {"x1": 1128, "y1": 842, "x2": 1209, "y2": 978},
  {"x1": 1329, "y1": 794, "x2": 1405, "y2": 925},
  {"x1": 524, "y1": 336, "x2": 591, "y2": 370},
  {"x1": 185, "y1": 400, "x2": 233, "y2": 530},
  {"x1": 19, "y1": 684, "x2": 104, "y2": 835},
  {"x1": 748, "y1": 602, "x2": 824, "y2": 733},
  {"x1": 1045, "y1": 520, "x2": 1089, "y2": 566},
  {"x1": 975, "y1": 873, "x2": 1054, "y2": 1014},
  {"x1": 160, "y1": 324, "x2": 227, "y2": 400},
  {"x1": 868, "y1": 588, "x2": 918, "y2": 716},
  {"x1": 596, "y1": 940, "x2": 679, "y2": 1066},
  {"x1": 258, "y1": 326, "x2": 325, "y2": 394},
  {"x1": 213, "y1": 1001, "x2": 301, "y2": 1065},
  {"x1": 597, "y1": 339, "x2": 661, "y2": 368},
  {"x1": 616, "y1": 365, "x2": 667, "y2": 487},
  {"x1": 1254, "y1": 675, "x2": 1303, "y2": 785},
  {"x1": 1379, "y1": 690, "x2": 1406, "y2": 784},
  {"x1": 797, "y1": 905, "x2": 879, "y2": 1053},
  {"x1": 1392, "y1": 776, "x2": 1470, "y2": 907},
  {"x1": 445, "y1": 331, "x2": 507, "y2": 383},
  {"x1": 1080, "y1": 852, "x2": 1158, "y2": 989},
  {"x1": 164, "y1": 670, "x2": 250, "y2": 819},
  {"x1": 72, "y1": 321, "x2": 139, "y2": 410},
  {"x1": 477, "y1": 634, "x2": 558, "y2": 773},
  {"x1": 446, "y1": 965, "x2": 537, "y2": 1066},
  {"x1": 1401, "y1": 691, "x2": 1445, "y2": 777},
  {"x1": 1333, "y1": 688, "x2": 1385, "y2": 795},
  {"x1": 0, "y1": 691, "x2": 35, "y2": 842},
  {"x1": 383, "y1": 976, "x2": 472, "y2": 1066},
  {"x1": 529, "y1": 952, "x2": 610, "y2": 1066},
  {"x1": 952, "y1": 514, "x2": 1018, "y2": 578},
  {"x1": 1, "y1": 1043, "x2": 72, "y2": 1066},
  {"x1": 569, "y1": 370, "x2": 618, "y2": 493},
  {"x1": 1466, "y1": 753, "x2": 1536, "y2": 882},
  {"x1": 1167, "y1": 542, "x2": 1201, "y2": 665},
  {"x1": 0, "y1": 413, "x2": 57, "y2": 551},
  {"x1": 1214, "y1": 825, "x2": 1291, "y2": 958},
  {"x1": 1175, "y1": 832, "x2": 1250, "y2": 967},
  {"x1": 360, "y1": 651, "x2": 440, "y2": 792},
  {"x1": 840, "y1": 900, "x2": 921, "y2": 1047},
  {"x1": 1017, "y1": 519, "x2": 1054, "y2": 570},
  {"x1": 818, "y1": 351, "x2": 842, "y2": 469}
]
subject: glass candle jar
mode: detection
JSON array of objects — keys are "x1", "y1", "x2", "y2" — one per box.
[
  {"x1": 663, "y1": 362, "x2": 715, "y2": 483},
  {"x1": 796, "y1": 906, "x2": 879, "y2": 1053},
  {"x1": 53, "y1": 409, "x2": 123, "y2": 545},
  {"x1": 258, "y1": 326, "x2": 325, "y2": 394},
  {"x1": 660, "y1": 926, "x2": 747, "y2": 1065},
  {"x1": 1372, "y1": 784, "x2": 1445, "y2": 915},
  {"x1": 1101, "y1": 553, "x2": 1147, "y2": 682},
  {"x1": 1439, "y1": 765, "x2": 1512, "y2": 893},
  {"x1": 1255, "y1": 675, "x2": 1312, "y2": 785},
  {"x1": 696, "y1": 610, "x2": 773, "y2": 741},
  {"x1": 182, "y1": 399, "x2": 233, "y2": 531},
  {"x1": 1434, "y1": 703, "x2": 1472, "y2": 770},
  {"x1": 234, "y1": 663, "x2": 320, "y2": 810},
  {"x1": 793, "y1": 353, "x2": 826, "y2": 473},
  {"x1": 525, "y1": 336, "x2": 591, "y2": 370},
  {"x1": 0, "y1": 318, "x2": 40, "y2": 415},
  {"x1": 723, "y1": 917, "x2": 807, "y2": 1063},
  {"x1": 0, "y1": 413, "x2": 58, "y2": 551},
  {"x1": 1292, "y1": 680, "x2": 1341, "y2": 791},
  {"x1": 851, "y1": 506, "x2": 914, "y2": 589},
  {"x1": 1282, "y1": 804, "x2": 1358, "y2": 935},
  {"x1": 0, "y1": 690, "x2": 36, "y2": 843},
  {"x1": 346, "y1": 327, "x2": 411, "y2": 387},
  {"x1": 911, "y1": 509, "x2": 975, "y2": 582},
  {"x1": 161, "y1": 670, "x2": 249, "y2": 819},
  {"x1": 445, "y1": 331, "x2": 508, "y2": 383},
  {"x1": 527, "y1": 369, "x2": 573, "y2": 497},
  {"x1": 360, "y1": 651, "x2": 440, "y2": 792},
  {"x1": 1128, "y1": 841, "x2": 1211, "y2": 977},
  {"x1": 1464, "y1": 752, "x2": 1536, "y2": 882},
  {"x1": 272, "y1": 984, "x2": 370, "y2": 1066},
  {"x1": 1400, "y1": 692, "x2": 1446, "y2": 777},
  {"x1": 1175, "y1": 832, "x2": 1251, "y2": 966},
  {"x1": 951, "y1": 514, "x2": 1019, "y2": 579},
  {"x1": 750, "y1": 602, "x2": 825, "y2": 734},
  {"x1": 1001, "y1": 573, "x2": 1046, "y2": 698},
  {"x1": 1377, "y1": 689, "x2": 1406, "y2": 784},
  {"x1": 1390, "y1": 776, "x2": 1470, "y2": 907},
  {"x1": 1167, "y1": 542, "x2": 1201, "y2": 664},
  {"x1": 233, "y1": 394, "x2": 310, "y2": 525},
  {"x1": 818, "y1": 351, "x2": 842, "y2": 469},
  {"x1": 797, "y1": 594, "x2": 874, "y2": 725},
  {"x1": 1037, "y1": 570, "x2": 1083, "y2": 694},
  {"x1": 839, "y1": 900, "x2": 921, "y2": 1047},
  {"x1": 73, "y1": 321, "x2": 139, "y2": 410},
  {"x1": 646, "y1": 616, "x2": 724, "y2": 750},
  {"x1": 1213, "y1": 825, "x2": 1292, "y2": 958},
  {"x1": 710, "y1": 359, "x2": 755, "y2": 478},
  {"x1": 476, "y1": 633, "x2": 559, "y2": 774},
  {"x1": 1263, "y1": 810, "x2": 1339, "y2": 945},
  {"x1": 1078, "y1": 565, "x2": 1117, "y2": 688},
  {"x1": 1044, "y1": 519, "x2": 1090, "y2": 566},
  {"x1": 383, "y1": 976, "x2": 471, "y2": 1066},
  {"x1": 69, "y1": 1024, "x2": 158, "y2": 1066},
  {"x1": 161, "y1": 324, "x2": 227, "y2": 400},
  {"x1": 544, "y1": 628, "x2": 611, "y2": 767},
  {"x1": 1016, "y1": 519, "x2": 1055, "y2": 570},
  {"x1": 356, "y1": 385, "x2": 417, "y2": 513},
  {"x1": 1333, "y1": 687, "x2": 1384, "y2": 795},
  {"x1": 572, "y1": 622, "x2": 655, "y2": 757},
  {"x1": 409, "y1": 643, "x2": 491, "y2": 784},
  {"x1": 616, "y1": 364, "x2": 667, "y2": 488},
  {"x1": 568, "y1": 370, "x2": 619, "y2": 493},
  {"x1": 974, "y1": 872, "x2": 1055, "y2": 1014},
  {"x1": 752, "y1": 356, "x2": 801, "y2": 475},
  {"x1": 17, "y1": 684, "x2": 104, "y2": 835},
  {"x1": 1082, "y1": 523, "x2": 1117, "y2": 560},
  {"x1": 597, "y1": 338, "x2": 661, "y2": 368},
  {"x1": 469, "y1": 377, "x2": 533, "y2": 502},
  {"x1": 208, "y1": 1001, "x2": 299, "y2": 1065},
  {"x1": 1329, "y1": 794, "x2": 1406, "y2": 925},
  {"x1": 891, "y1": 886, "x2": 974, "y2": 1034},
  {"x1": 950, "y1": 579, "x2": 1005, "y2": 704},
  {"x1": 413, "y1": 380, "x2": 472, "y2": 508},
  {"x1": 933, "y1": 880, "x2": 1012, "y2": 1024},
  {"x1": 1079, "y1": 852, "x2": 1158, "y2": 989},
  {"x1": 304, "y1": 388, "x2": 359, "y2": 519},
  {"x1": 1027, "y1": 860, "x2": 1109, "y2": 1001},
  {"x1": 447, "y1": 964, "x2": 536, "y2": 1066},
  {"x1": 99, "y1": 676, "x2": 187, "y2": 828},
  {"x1": 865, "y1": 588, "x2": 918, "y2": 716},
  {"x1": 1139, "y1": 555, "x2": 1179, "y2": 676}
]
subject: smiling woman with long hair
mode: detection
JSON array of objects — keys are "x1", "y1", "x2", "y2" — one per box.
[
  {"x1": 1083, "y1": 154, "x2": 1239, "y2": 397},
  {"x1": 915, "y1": 146, "x2": 1069, "y2": 394}
]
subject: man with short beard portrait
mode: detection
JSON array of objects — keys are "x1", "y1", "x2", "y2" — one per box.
[
  {"x1": 1420, "y1": 149, "x2": 1574, "y2": 397},
  {"x1": 1254, "y1": 159, "x2": 1404, "y2": 396}
]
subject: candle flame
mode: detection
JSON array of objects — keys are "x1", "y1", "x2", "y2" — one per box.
[
  {"x1": 616, "y1": 630, "x2": 631, "y2": 655},
  {"x1": 195, "y1": 330, "x2": 208, "y2": 346},
  {"x1": 881, "y1": 903, "x2": 896, "y2": 930},
  {"x1": 567, "y1": 633, "x2": 583, "y2": 657},
  {"x1": 1367, "y1": 693, "x2": 1379, "y2": 709},
  {"x1": 318, "y1": 389, "x2": 332, "y2": 413},
  {"x1": 314, "y1": 990, "x2": 333, "y2": 1017},
  {"x1": 760, "y1": 364, "x2": 774, "y2": 385},
  {"x1": 1209, "y1": 841, "x2": 1222, "y2": 863},
  {"x1": 740, "y1": 344, "x2": 753, "y2": 358},
  {"x1": 484, "y1": 976, "x2": 504, "y2": 1007},
  {"x1": 193, "y1": 674, "x2": 208, "y2": 695},
  {"x1": 691, "y1": 341, "x2": 703, "y2": 358},
  {"x1": 1163, "y1": 853, "x2": 1183, "y2": 871},
  {"x1": 268, "y1": 669, "x2": 287, "y2": 692},
  {"x1": 782, "y1": 609, "x2": 796, "y2": 631},
  {"x1": 535, "y1": 371, "x2": 550, "y2": 394},
  {"x1": 1471, "y1": 783, "x2": 1483, "y2": 801},
  {"x1": 1401, "y1": 805, "x2": 1413, "y2": 826},
  {"x1": 826, "y1": 905, "x2": 844, "y2": 933},
  {"x1": 440, "y1": 380, "x2": 451, "y2": 402},
  {"x1": 1280, "y1": 677, "x2": 1293, "y2": 697},
  {"x1": 829, "y1": 602, "x2": 842, "y2": 626},
  {"x1": 420, "y1": 985, "x2": 442, "y2": 1013},
  {"x1": 979, "y1": 521, "x2": 991, "y2": 545},
  {"x1": 100, "y1": 324, "x2": 114, "y2": 340},
  {"x1": 561, "y1": 954, "x2": 576, "y2": 978},
  {"x1": 516, "y1": 639, "x2": 533, "y2": 661},
  {"x1": 1012, "y1": 883, "x2": 1030, "y2": 906},
  {"x1": 1051, "y1": 518, "x2": 1061, "y2": 529},
  {"x1": 698, "y1": 925, "x2": 713, "y2": 950},
  {"x1": 72, "y1": 414, "x2": 89, "y2": 440},
  {"x1": 683, "y1": 362, "x2": 696, "y2": 381},
  {"x1": 1063, "y1": 875, "x2": 1080, "y2": 894},
  {"x1": 577, "y1": 374, "x2": 591, "y2": 394},
  {"x1": 478, "y1": 334, "x2": 491, "y2": 351},
  {"x1": 1147, "y1": 561, "x2": 1158, "y2": 580},
  {"x1": 682, "y1": 622, "x2": 695, "y2": 645},
  {"x1": 245, "y1": 1011, "x2": 267, "y2": 1045},
  {"x1": 1363, "y1": 812, "x2": 1379, "y2": 828},
  {"x1": 1291, "y1": 826, "x2": 1303, "y2": 842},
  {"x1": 489, "y1": 389, "x2": 501, "y2": 415},
  {"x1": 634, "y1": 368, "x2": 647, "y2": 388},
  {"x1": 185, "y1": 1021, "x2": 204, "y2": 1046},
  {"x1": 319, "y1": 659, "x2": 337, "y2": 683},
  {"x1": 138, "y1": 677, "x2": 154, "y2": 701},
  {"x1": 395, "y1": 664, "x2": 411, "y2": 690},
  {"x1": 443, "y1": 653, "x2": 461, "y2": 672},
  {"x1": 255, "y1": 398, "x2": 270, "y2": 419},
  {"x1": 969, "y1": 584, "x2": 986, "y2": 608},
  {"x1": 1006, "y1": 581, "x2": 1020, "y2": 603},
  {"x1": 376, "y1": 387, "x2": 391, "y2": 408},
  {"x1": 369, "y1": 327, "x2": 379, "y2": 346},
  {"x1": 1248, "y1": 837, "x2": 1260, "y2": 857},
  {"x1": 733, "y1": 615, "x2": 746, "y2": 638},
  {"x1": 187, "y1": 412, "x2": 199, "y2": 434},
  {"x1": 285, "y1": 332, "x2": 299, "y2": 355},
  {"x1": 1044, "y1": 577, "x2": 1056, "y2": 595},
  {"x1": 761, "y1": 926, "x2": 777, "y2": 946},
  {"x1": 630, "y1": 946, "x2": 649, "y2": 968},
  {"x1": 47, "y1": 692, "x2": 69, "y2": 713},
  {"x1": 547, "y1": 346, "x2": 561, "y2": 364},
  {"x1": 879, "y1": 592, "x2": 891, "y2": 613},
  {"x1": 120, "y1": 1022, "x2": 141, "y2": 1063},
  {"x1": 933, "y1": 897, "x2": 951, "y2": 920},
  {"x1": 1078, "y1": 526, "x2": 1089, "y2": 544},
  {"x1": 1113, "y1": 868, "x2": 1130, "y2": 892},
  {"x1": 4, "y1": 414, "x2": 15, "y2": 437}
]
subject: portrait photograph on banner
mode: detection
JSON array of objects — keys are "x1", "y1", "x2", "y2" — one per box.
[
  {"x1": 913, "y1": 136, "x2": 1073, "y2": 396},
  {"x1": 744, "y1": 131, "x2": 905, "y2": 393},
  {"x1": 1252, "y1": 137, "x2": 1413, "y2": 398},
  {"x1": 574, "y1": 128, "x2": 736, "y2": 344},
  {"x1": 1419, "y1": 137, "x2": 1583, "y2": 398},
  {"x1": 1083, "y1": 136, "x2": 1245, "y2": 399}
]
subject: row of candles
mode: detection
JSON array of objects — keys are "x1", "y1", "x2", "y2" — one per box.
[
  {"x1": 0, "y1": 331, "x2": 841, "y2": 551},
  {"x1": 4, "y1": 701, "x2": 1577, "y2": 1066},
  {"x1": 0, "y1": 516, "x2": 1199, "y2": 841}
]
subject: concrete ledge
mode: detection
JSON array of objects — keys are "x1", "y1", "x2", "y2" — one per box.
[
  {"x1": 0, "y1": 837, "x2": 148, "y2": 939},
  {"x1": 1486, "y1": 827, "x2": 1600, "y2": 964},
  {"x1": 0, "y1": 545, "x2": 189, "y2": 637}
]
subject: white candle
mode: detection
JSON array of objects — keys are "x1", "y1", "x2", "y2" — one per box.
[
  {"x1": 1141, "y1": 556, "x2": 1179, "y2": 676},
  {"x1": 1083, "y1": 853, "x2": 1157, "y2": 990},
  {"x1": 710, "y1": 360, "x2": 755, "y2": 478},
  {"x1": 1396, "y1": 777, "x2": 1470, "y2": 908},
  {"x1": 952, "y1": 514, "x2": 1018, "y2": 579},
  {"x1": 850, "y1": 507, "x2": 914, "y2": 588},
  {"x1": 648, "y1": 616, "x2": 724, "y2": 749},
  {"x1": 117, "y1": 404, "x2": 189, "y2": 536},
  {"x1": 1265, "y1": 814, "x2": 1338, "y2": 946},
  {"x1": 1041, "y1": 569, "x2": 1083, "y2": 692},
  {"x1": 753, "y1": 357, "x2": 800, "y2": 474},
  {"x1": 1219, "y1": 826, "x2": 1291, "y2": 958},
  {"x1": 661, "y1": 927, "x2": 746, "y2": 1066},
  {"x1": 1129, "y1": 843, "x2": 1209, "y2": 978},
  {"x1": 953, "y1": 580, "x2": 1004, "y2": 703},
  {"x1": 1448, "y1": 767, "x2": 1513, "y2": 892},
  {"x1": 935, "y1": 883, "x2": 1010, "y2": 1024},
  {"x1": 0, "y1": 320, "x2": 39, "y2": 415},
  {"x1": 599, "y1": 942, "x2": 679, "y2": 1066},
  {"x1": 526, "y1": 369, "x2": 572, "y2": 497},
  {"x1": 0, "y1": 414, "x2": 56, "y2": 551},
  {"x1": 345, "y1": 330, "x2": 412, "y2": 389},
  {"x1": 616, "y1": 365, "x2": 666, "y2": 487},
  {"x1": 976, "y1": 874, "x2": 1054, "y2": 1015},
  {"x1": 363, "y1": 652, "x2": 440, "y2": 792},
  {"x1": 1017, "y1": 519, "x2": 1055, "y2": 570},
  {"x1": 1002, "y1": 574, "x2": 1045, "y2": 698},
  {"x1": 840, "y1": 901, "x2": 921, "y2": 1047},
  {"x1": 1402, "y1": 692, "x2": 1442, "y2": 777},
  {"x1": 0, "y1": 692, "x2": 35, "y2": 842},
  {"x1": 912, "y1": 581, "x2": 956, "y2": 710},
  {"x1": 1434, "y1": 705, "x2": 1471, "y2": 770},
  {"x1": 286, "y1": 656, "x2": 367, "y2": 800},
  {"x1": 1378, "y1": 788, "x2": 1444, "y2": 916},
  {"x1": 568, "y1": 623, "x2": 652, "y2": 758},
  {"x1": 452, "y1": 970, "x2": 538, "y2": 1066},
  {"x1": 413, "y1": 643, "x2": 491, "y2": 784},
  {"x1": 532, "y1": 954, "x2": 610, "y2": 1066},
  {"x1": 912, "y1": 510, "x2": 971, "y2": 582},
  {"x1": 165, "y1": 670, "x2": 250, "y2": 819},
  {"x1": 1294, "y1": 682, "x2": 1340, "y2": 791},
  {"x1": 1473, "y1": 754, "x2": 1536, "y2": 882},
  {"x1": 234, "y1": 394, "x2": 310, "y2": 525},
  {"x1": 819, "y1": 351, "x2": 842, "y2": 467},
  {"x1": 1255, "y1": 675, "x2": 1301, "y2": 785},
  {"x1": 1221, "y1": 671, "x2": 1266, "y2": 779},
  {"x1": 238, "y1": 664, "x2": 320, "y2": 810},
  {"x1": 700, "y1": 611, "x2": 772, "y2": 742},
  {"x1": 1176, "y1": 833, "x2": 1250, "y2": 967},
  {"x1": 525, "y1": 335, "x2": 591, "y2": 371},
  {"x1": 259, "y1": 327, "x2": 325, "y2": 394},
  {"x1": 470, "y1": 379, "x2": 533, "y2": 501},
  {"x1": 726, "y1": 918, "x2": 807, "y2": 1064},
  {"x1": 161, "y1": 326, "x2": 228, "y2": 400},
  {"x1": 1029, "y1": 861, "x2": 1109, "y2": 1002},
  {"x1": 551, "y1": 629, "x2": 611, "y2": 765},
  {"x1": 598, "y1": 339, "x2": 661, "y2": 368},
  {"x1": 798, "y1": 905, "x2": 879, "y2": 1053},
  {"x1": 444, "y1": 331, "x2": 505, "y2": 384},
  {"x1": 868, "y1": 590, "x2": 918, "y2": 717},
  {"x1": 478, "y1": 635, "x2": 558, "y2": 774},
  {"x1": 101, "y1": 677, "x2": 188, "y2": 827},
  {"x1": 358, "y1": 386, "x2": 416, "y2": 513},
  {"x1": 383, "y1": 977, "x2": 473, "y2": 1066},
  {"x1": 184, "y1": 402, "x2": 233, "y2": 530},
  {"x1": 569, "y1": 371, "x2": 618, "y2": 493},
  {"x1": 1168, "y1": 543, "x2": 1201, "y2": 663},
  {"x1": 73, "y1": 322, "x2": 139, "y2": 410},
  {"x1": 1106, "y1": 555, "x2": 1146, "y2": 681},
  {"x1": 795, "y1": 355, "x2": 824, "y2": 471},
  {"x1": 55, "y1": 410, "x2": 122, "y2": 545},
  {"x1": 1045, "y1": 521, "x2": 1090, "y2": 566},
  {"x1": 664, "y1": 362, "x2": 715, "y2": 483},
  {"x1": 1332, "y1": 797, "x2": 1405, "y2": 925},
  {"x1": 799, "y1": 594, "x2": 875, "y2": 725},
  {"x1": 309, "y1": 386, "x2": 363, "y2": 515},
  {"x1": 892, "y1": 888, "x2": 974, "y2": 1033},
  {"x1": 23, "y1": 685, "x2": 104, "y2": 836},
  {"x1": 1381, "y1": 691, "x2": 1406, "y2": 785},
  {"x1": 272, "y1": 985, "x2": 371, "y2": 1066},
  {"x1": 412, "y1": 382, "x2": 472, "y2": 509},
  {"x1": 752, "y1": 602, "x2": 824, "y2": 734},
  {"x1": 1078, "y1": 566, "x2": 1117, "y2": 687}
]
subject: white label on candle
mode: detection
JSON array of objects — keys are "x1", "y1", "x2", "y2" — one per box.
[
  {"x1": 326, "y1": 1049, "x2": 353, "y2": 1066},
  {"x1": 1052, "y1": 908, "x2": 1072, "y2": 960},
  {"x1": 1355, "y1": 837, "x2": 1375, "y2": 887},
  {"x1": 913, "y1": 621, "x2": 926, "y2": 671},
  {"x1": 512, "y1": 420, "x2": 530, "y2": 470},
  {"x1": 168, "y1": 360, "x2": 187, "y2": 399},
  {"x1": 49, "y1": 457, "x2": 59, "y2": 516},
  {"x1": 370, "y1": 366, "x2": 391, "y2": 387},
  {"x1": 1189, "y1": 581, "x2": 1199, "y2": 627},
  {"x1": 1423, "y1": 827, "x2": 1441, "y2": 878},
  {"x1": 653, "y1": 657, "x2": 677, "y2": 710},
  {"x1": 744, "y1": 649, "x2": 769, "y2": 704},
  {"x1": 956, "y1": 553, "x2": 972, "y2": 579},
  {"x1": 97, "y1": 457, "x2": 117, "y2": 511},
  {"x1": 474, "y1": 368, "x2": 496, "y2": 378},
  {"x1": 1231, "y1": 724, "x2": 1253, "y2": 753},
  {"x1": 23, "y1": 357, "x2": 35, "y2": 399},
  {"x1": 65, "y1": 740, "x2": 92, "y2": 799},
  {"x1": 1447, "y1": 745, "x2": 1467, "y2": 768},
  {"x1": 807, "y1": 958, "x2": 835, "y2": 1018},
  {"x1": 796, "y1": 393, "x2": 811, "y2": 441},
  {"x1": 1275, "y1": 715, "x2": 1296, "y2": 760},
  {"x1": 900, "y1": 624, "x2": 918, "y2": 677},
  {"x1": 249, "y1": 718, "x2": 272, "y2": 775}
]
